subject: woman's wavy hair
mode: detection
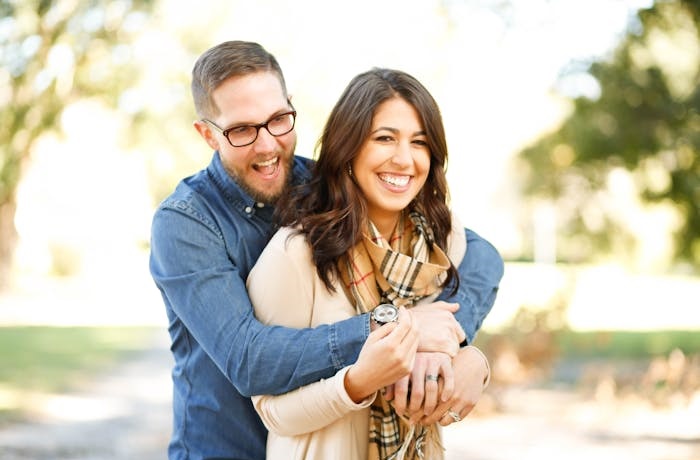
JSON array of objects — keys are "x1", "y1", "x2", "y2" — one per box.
[{"x1": 276, "y1": 68, "x2": 458, "y2": 294}]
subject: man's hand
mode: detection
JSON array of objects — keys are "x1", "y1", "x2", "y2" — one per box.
[
  {"x1": 386, "y1": 351, "x2": 454, "y2": 421},
  {"x1": 410, "y1": 302, "x2": 466, "y2": 357},
  {"x1": 345, "y1": 307, "x2": 419, "y2": 403},
  {"x1": 420, "y1": 345, "x2": 489, "y2": 426}
]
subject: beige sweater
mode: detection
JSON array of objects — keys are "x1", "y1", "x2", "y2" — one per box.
[{"x1": 247, "y1": 214, "x2": 466, "y2": 460}]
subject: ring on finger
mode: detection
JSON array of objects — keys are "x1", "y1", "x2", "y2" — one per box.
[
  {"x1": 446, "y1": 409, "x2": 462, "y2": 422},
  {"x1": 425, "y1": 374, "x2": 439, "y2": 382}
]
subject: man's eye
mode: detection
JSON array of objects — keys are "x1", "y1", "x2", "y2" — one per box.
[
  {"x1": 270, "y1": 114, "x2": 287, "y2": 123},
  {"x1": 230, "y1": 126, "x2": 252, "y2": 135}
]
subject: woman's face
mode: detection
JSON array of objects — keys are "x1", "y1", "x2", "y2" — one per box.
[{"x1": 351, "y1": 97, "x2": 431, "y2": 235}]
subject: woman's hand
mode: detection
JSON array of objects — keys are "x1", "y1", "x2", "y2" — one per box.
[
  {"x1": 344, "y1": 307, "x2": 419, "y2": 403},
  {"x1": 384, "y1": 351, "x2": 454, "y2": 421}
]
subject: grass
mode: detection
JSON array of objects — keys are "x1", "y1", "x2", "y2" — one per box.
[
  {"x1": 475, "y1": 329, "x2": 700, "y2": 360},
  {"x1": 555, "y1": 330, "x2": 700, "y2": 359},
  {"x1": 0, "y1": 326, "x2": 159, "y2": 423}
]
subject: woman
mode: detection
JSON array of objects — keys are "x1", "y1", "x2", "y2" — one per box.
[{"x1": 247, "y1": 68, "x2": 488, "y2": 460}]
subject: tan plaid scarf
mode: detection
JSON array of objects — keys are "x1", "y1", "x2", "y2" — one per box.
[{"x1": 339, "y1": 210, "x2": 450, "y2": 460}]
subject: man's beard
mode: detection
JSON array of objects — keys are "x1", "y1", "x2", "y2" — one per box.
[
  {"x1": 239, "y1": 175, "x2": 291, "y2": 205},
  {"x1": 230, "y1": 154, "x2": 294, "y2": 205}
]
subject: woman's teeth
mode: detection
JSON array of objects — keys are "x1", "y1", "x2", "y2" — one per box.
[{"x1": 379, "y1": 174, "x2": 409, "y2": 187}]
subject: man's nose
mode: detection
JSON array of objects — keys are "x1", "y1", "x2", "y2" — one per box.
[{"x1": 252, "y1": 126, "x2": 276, "y2": 152}]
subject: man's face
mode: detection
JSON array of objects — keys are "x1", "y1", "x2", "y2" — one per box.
[{"x1": 195, "y1": 71, "x2": 296, "y2": 204}]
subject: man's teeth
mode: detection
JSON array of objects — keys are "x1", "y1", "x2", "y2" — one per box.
[
  {"x1": 380, "y1": 174, "x2": 409, "y2": 186},
  {"x1": 257, "y1": 157, "x2": 277, "y2": 167}
]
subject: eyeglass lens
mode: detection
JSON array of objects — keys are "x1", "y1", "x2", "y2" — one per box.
[{"x1": 226, "y1": 112, "x2": 295, "y2": 147}]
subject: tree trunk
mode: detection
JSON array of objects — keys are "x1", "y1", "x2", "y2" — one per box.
[{"x1": 0, "y1": 196, "x2": 17, "y2": 290}]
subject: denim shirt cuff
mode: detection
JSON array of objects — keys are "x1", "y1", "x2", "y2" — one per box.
[{"x1": 328, "y1": 314, "x2": 369, "y2": 370}]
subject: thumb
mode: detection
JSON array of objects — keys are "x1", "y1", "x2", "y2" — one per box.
[{"x1": 367, "y1": 321, "x2": 398, "y2": 343}]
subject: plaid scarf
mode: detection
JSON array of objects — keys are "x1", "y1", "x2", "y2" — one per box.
[{"x1": 339, "y1": 210, "x2": 450, "y2": 460}]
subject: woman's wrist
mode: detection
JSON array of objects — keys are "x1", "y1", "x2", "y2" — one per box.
[
  {"x1": 465, "y1": 345, "x2": 491, "y2": 388},
  {"x1": 344, "y1": 364, "x2": 376, "y2": 403}
]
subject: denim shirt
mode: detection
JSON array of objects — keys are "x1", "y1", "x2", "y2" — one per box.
[{"x1": 149, "y1": 152, "x2": 504, "y2": 460}]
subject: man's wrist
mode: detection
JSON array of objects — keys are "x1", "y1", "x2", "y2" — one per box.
[{"x1": 368, "y1": 312, "x2": 380, "y2": 332}]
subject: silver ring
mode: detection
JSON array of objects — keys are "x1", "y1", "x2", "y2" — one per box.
[
  {"x1": 425, "y1": 374, "x2": 439, "y2": 382},
  {"x1": 447, "y1": 409, "x2": 462, "y2": 422}
]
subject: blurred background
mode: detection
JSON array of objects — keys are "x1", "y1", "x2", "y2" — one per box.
[{"x1": 0, "y1": 0, "x2": 699, "y2": 458}]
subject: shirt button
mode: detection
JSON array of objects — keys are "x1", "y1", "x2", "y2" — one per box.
[
  {"x1": 256, "y1": 202, "x2": 265, "y2": 208},
  {"x1": 244, "y1": 206, "x2": 252, "y2": 214}
]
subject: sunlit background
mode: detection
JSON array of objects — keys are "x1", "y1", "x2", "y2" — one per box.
[{"x1": 1, "y1": 0, "x2": 699, "y2": 458}]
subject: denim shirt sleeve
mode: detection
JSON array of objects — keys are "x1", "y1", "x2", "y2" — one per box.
[
  {"x1": 436, "y1": 228, "x2": 504, "y2": 343},
  {"x1": 150, "y1": 203, "x2": 369, "y2": 397}
]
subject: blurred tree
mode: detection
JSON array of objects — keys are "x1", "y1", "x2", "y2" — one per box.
[
  {"x1": 0, "y1": 0, "x2": 156, "y2": 285},
  {"x1": 517, "y1": 0, "x2": 700, "y2": 270}
]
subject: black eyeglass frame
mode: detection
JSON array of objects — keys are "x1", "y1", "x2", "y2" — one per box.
[{"x1": 202, "y1": 107, "x2": 297, "y2": 148}]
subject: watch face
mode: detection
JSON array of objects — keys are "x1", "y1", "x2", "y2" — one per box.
[{"x1": 373, "y1": 304, "x2": 399, "y2": 324}]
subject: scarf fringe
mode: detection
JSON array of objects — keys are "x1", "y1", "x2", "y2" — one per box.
[{"x1": 394, "y1": 424, "x2": 414, "y2": 460}]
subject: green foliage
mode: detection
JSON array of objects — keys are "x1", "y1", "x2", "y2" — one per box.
[
  {"x1": 0, "y1": 0, "x2": 157, "y2": 274},
  {"x1": 517, "y1": 0, "x2": 700, "y2": 268}
]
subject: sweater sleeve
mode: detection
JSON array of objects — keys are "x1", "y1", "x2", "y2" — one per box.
[
  {"x1": 247, "y1": 228, "x2": 374, "y2": 436},
  {"x1": 252, "y1": 367, "x2": 374, "y2": 436}
]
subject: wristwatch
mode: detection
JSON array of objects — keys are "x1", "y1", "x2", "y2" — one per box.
[{"x1": 371, "y1": 303, "x2": 399, "y2": 325}]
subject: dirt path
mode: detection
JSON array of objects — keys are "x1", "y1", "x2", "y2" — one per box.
[
  {"x1": 0, "y1": 330, "x2": 172, "y2": 460},
  {"x1": 443, "y1": 386, "x2": 700, "y2": 459}
]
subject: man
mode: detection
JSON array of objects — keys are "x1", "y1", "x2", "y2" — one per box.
[{"x1": 150, "y1": 40, "x2": 503, "y2": 460}]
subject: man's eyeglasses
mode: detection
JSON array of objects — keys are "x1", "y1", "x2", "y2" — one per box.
[{"x1": 202, "y1": 110, "x2": 297, "y2": 147}]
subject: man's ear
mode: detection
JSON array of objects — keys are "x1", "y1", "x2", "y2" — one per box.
[{"x1": 193, "y1": 120, "x2": 220, "y2": 151}]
